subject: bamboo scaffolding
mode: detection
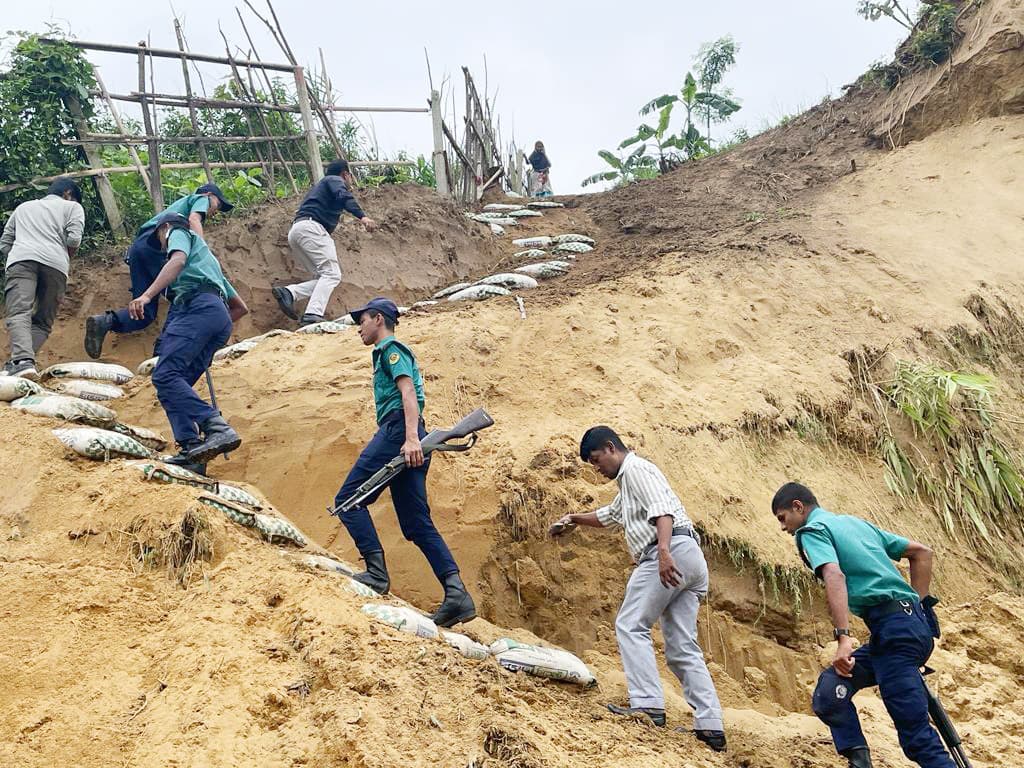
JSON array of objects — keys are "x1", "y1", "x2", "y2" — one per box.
[
  {"x1": 174, "y1": 18, "x2": 213, "y2": 182},
  {"x1": 92, "y1": 67, "x2": 150, "y2": 192}
]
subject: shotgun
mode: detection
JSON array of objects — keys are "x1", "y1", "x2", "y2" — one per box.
[
  {"x1": 923, "y1": 667, "x2": 972, "y2": 768},
  {"x1": 329, "y1": 407, "x2": 494, "y2": 516}
]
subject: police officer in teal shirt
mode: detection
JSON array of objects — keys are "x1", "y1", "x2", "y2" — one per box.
[
  {"x1": 772, "y1": 482, "x2": 953, "y2": 768},
  {"x1": 332, "y1": 298, "x2": 475, "y2": 628}
]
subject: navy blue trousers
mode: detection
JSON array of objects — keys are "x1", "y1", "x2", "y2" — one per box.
[
  {"x1": 334, "y1": 411, "x2": 459, "y2": 581},
  {"x1": 151, "y1": 292, "x2": 232, "y2": 444},
  {"x1": 813, "y1": 600, "x2": 954, "y2": 767},
  {"x1": 111, "y1": 232, "x2": 166, "y2": 334}
]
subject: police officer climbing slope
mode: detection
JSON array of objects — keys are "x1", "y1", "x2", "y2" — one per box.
[
  {"x1": 125, "y1": 212, "x2": 248, "y2": 469},
  {"x1": 771, "y1": 482, "x2": 954, "y2": 768}
]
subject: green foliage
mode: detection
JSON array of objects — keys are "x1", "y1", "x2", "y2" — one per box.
[
  {"x1": 868, "y1": 361, "x2": 1024, "y2": 545},
  {"x1": 581, "y1": 145, "x2": 658, "y2": 187},
  {"x1": 858, "y1": 1, "x2": 961, "y2": 87},
  {"x1": 857, "y1": 0, "x2": 916, "y2": 29}
]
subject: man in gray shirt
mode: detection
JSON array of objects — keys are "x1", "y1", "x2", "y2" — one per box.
[
  {"x1": 0, "y1": 179, "x2": 85, "y2": 379},
  {"x1": 551, "y1": 425, "x2": 726, "y2": 753}
]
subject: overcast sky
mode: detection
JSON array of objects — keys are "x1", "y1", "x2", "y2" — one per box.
[{"x1": 3, "y1": 0, "x2": 915, "y2": 194}]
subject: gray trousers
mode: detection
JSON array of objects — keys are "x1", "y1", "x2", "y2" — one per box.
[
  {"x1": 615, "y1": 533, "x2": 724, "y2": 730},
  {"x1": 285, "y1": 219, "x2": 341, "y2": 318},
  {"x1": 4, "y1": 260, "x2": 67, "y2": 363}
]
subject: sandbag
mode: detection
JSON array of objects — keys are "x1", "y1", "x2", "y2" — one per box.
[
  {"x1": 52, "y1": 427, "x2": 154, "y2": 460},
  {"x1": 13, "y1": 394, "x2": 117, "y2": 426},
  {"x1": 41, "y1": 362, "x2": 134, "y2": 385},
  {"x1": 447, "y1": 285, "x2": 511, "y2": 302},
  {"x1": 512, "y1": 236, "x2": 553, "y2": 248},
  {"x1": 213, "y1": 338, "x2": 259, "y2": 361},
  {"x1": 112, "y1": 422, "x2": 168, "y2": 452},
  {"x1": 411, "y1": 300, "x2": 439, "y2": 309},
  {"x1": 296, "y1": 320, "x2": 350, "y2": 334},
  {"x1": 361, "y1": 603, "x2": 439, "y2": 639},
  {"x1": 197, "y1": 495, "x2": 306, "y2": 546},
  {"x1": 551, "y1": 233, "x2": 595, "y2": 246},
  {"x1": 507, "y1": 209, "x2": 542, "y2": 218},
  {"x1": 470, "y1": 211, "x2": 515, "y2": 220},
  {"x1": 433, "y1": 282, "x2": 472, "y2": 299},
  {"x1": 131, "y1": 459, "x2": 260, "y2": 507},
  {"x1": 477, "y1": 273, "x2": 539, "y2": 290},
  {"x1": 489, "y1": 222, "x2": 506, "y2": 236},
  {"x1": 0, "y1": 376, "x2": 43, "y2": 402},
  {"x1": 300, "y1": 553, "x2": 357, "y2": 576},
  {"x1": 490, "y1": 638, "x2": 596, "y2": 686},
  {"x1": 48, "y1": 379, "x2": 124, "y2": 401},
  {"x1": 515, "y1": 261, "x2": 571, "y2": 279},
  {"x1": 553, "y1": 242, "x2": 594, "y2": 255},
  {"x1": 513, "y1": 248, "x2": 548, "y2": 260},
  {"x1": 527, "y1": 200, "x2": 565, "y2": 209},
  {"x1": 137, "y1": 357, "x2": 159, "y2": 376},
  {"x1": 483, "y1": 203, "x2": 520, "y2": 211},
  {"x1": 442, "y1": 631, "x2": 490, "y2": 660}
]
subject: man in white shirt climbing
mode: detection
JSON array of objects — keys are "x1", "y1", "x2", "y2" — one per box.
[
  {"x1": 551, "y1": 425, "x2": 726, "y2": 753},
  {"x1": 0, "y1": 179, "x2": 85, "y2": 379}
]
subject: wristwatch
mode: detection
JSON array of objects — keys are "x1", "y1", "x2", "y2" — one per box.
[{"x1": 833, "y1": 628, "x2": 852, "y2": 640}]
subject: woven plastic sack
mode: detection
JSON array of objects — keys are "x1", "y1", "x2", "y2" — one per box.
[
  {"x1": 131, "y1": 460, "x2": 218, "y2": 491},
  {"x1": 300, "y1": 553, "x2": 356, "y2": 576},
  {"x1": 483, "y1": 203, "x2": 520, "y2": 211},
  {"x1": 442, "y1": 631, "x2": 490, "y2": 660},
  {"x1": 137, "y1": 357, "x2": 159, "y2": 376},
  {"x1": 52, "y1": 427, "x2": 154, "y2": 460},
  {"x1": 469, "y1": 211, "x2": 515, "y2": 221},
  {"x1": 213, "y1": 338, "x2": 258, "y2": 361},
  {"x1": 0, "y1": 376, "x2": 43, "y2": 402},
  {"x1": 433, "y1": 282, "x2": 472, "y2": 299},
  {"x1": 490, "y1": 639, "x2": 596, "y2": 686},
  {"x1": 361, "y1": 603, "x2": 439, "y2": 639},
  {"x1": 514, "y1": 262, "x2": 569, "y2": 279},
  {"x1": 197, "y1": 495, "x2": 306, "y2": 546},
  {"x1": 477, "y1": 273, "x2": 539, "y2": 290},
  {"x1": 512, "y1": 236, "x2": 553, "y2": 248},
  {"x1": 448, "y1": 285, "x2": 511, "y2": 302},
  {"x1": 508, "y1": 209, "x2": 542, "y2": 218},
  {"x1": 112, "y1": 422, "x2": 168, "y2": 452},
  {"x1": 48, "y1": 379, "x2": 124, "y2": 401},
  {"x1": 513, "y1": 249, "x2": 548, "y2": 260},
  {"x1": 527, "y1": 200, "x2": 565, "y2": 209},
  {"x1": 489, "y1": 222, "x2": 505, "y2": 236},
  {"x1": 410, "y1": 300, "x2": 438, "y2": 310},
  {"x1": 295, "y1": 320, "x2": 350, "y2": 334},
  {"x1": 551, "y1": 233, "x2": 594, "y2": 246},
  {"x1": 41, "y1": 362, "x2": 134, "y2": 384},
  {"x1": 13, "y1": 394, "x2": 117, "y2": 426},
  {"x1": 553, "y1": 242, "x2": 594, "y2": 255}
]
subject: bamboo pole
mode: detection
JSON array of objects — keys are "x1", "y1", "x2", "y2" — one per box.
[
  {"x1": 89, "y1": 90, "x2": 303, "y2": 112},
  {"x1": 40, "y1": 36, "x2": 295, "y2": 71},
  {"x1": 429, "y1": 91, "x2": 450, "y2": 198},
  {"x1": 65, "y1": 134, "x2": 309, "y2": 145},
  {"x1": 136, "y1": 43, "x2": 164, "y2": 209},
  {"x1": 63, "y1": 92, "x2": 124, "y2": 235},
  {"x1": 294, "y1": 66, "x2": 323, "y2": 183},
  {"x1": 174, "y1": 19, "x2": 213, "y2": 183},
  {"x1": 92, "y1": 66, "x2": 150, "y2": 192}
]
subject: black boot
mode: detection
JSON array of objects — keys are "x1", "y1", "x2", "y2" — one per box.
[
  {"x1": 608, "y1": 703, "x2": 666, "y2": 727},
  {"x1": 430, "y1": 572, "x2": 477, "y2": 627},
  {"x1": 694, "y1": 729, "x2": 727, "y2": 752},
  {"x1": 166, "y1": 440, "x2": 203, "y2": 468},
  {"x1": 186, "y1": 414, "x2": 242, "y2": 464},
  {"x1": 84, "y1": 312, "x2": 115, "y2": 359},
  {"x1": 841, "y1": 747, "x2": 873, "y2": 768},
  {"x1": 299, "y1": 313, "x2": 324, "y2": 327},
  {"x1": 272, "y1": 286, "x2": 298, "y2": 320},
  {"x1": 352, "y1": 550, "x2": 390, "y2": 595}
]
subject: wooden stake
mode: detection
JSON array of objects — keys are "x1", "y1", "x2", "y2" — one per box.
[
  {"x1": 294, "y1": 67, "x2": 323, "y2": 183},
  {"x1": 63, "y1": 92, "x2": 124, "y2": 235},
  {"x1": 92, "y1": 66, "x2": 150, "y2": 192},
  {"x1": 174, "y1": 19, "x2": 213, "y2": 183},
  {"x1": 136, "y1": 43, "x2": 163, "y2": 209},
  {"x1": 430, "y1": 90, "x2": 450, "y2": 198}
]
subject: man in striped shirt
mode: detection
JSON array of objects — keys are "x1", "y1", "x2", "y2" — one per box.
[{"x1": 551, "y1": 426, "x2": 726, "y2": 752}]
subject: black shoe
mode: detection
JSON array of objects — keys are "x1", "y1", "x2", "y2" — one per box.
[
  {"x1": 272, "y1": 286, "x2": 298, "y2": 320},
  {"x1": 165, "y1": 440, "x2": 203, "y2": 468},
  {"x1": 352, "y1": 550, "x2": 390, "y2": 595},
  {"x1": 430, "y1": 571, "x2": 477, "y2": 627},
  {"x1": 606, "y1": 703, "x2": 666, "y2": 727},
  {"x1": 694, "y1": 729, "x2": 727, "y2": 753},
  {"x1": 299, "y1": 313, "x2": 324, "y2": 327},
  {"x1": 85, "y1": 312, "x2": 114, "y2": 359},
  {"x1": 186, "y1": 414, "x2": 242, "y2": 464},
  {"x1": 841, "y1": 746, "x2": 873, "y2": 768},
  {"x1": 9, "y1": 359, "x2": 39, "y2": 381}
]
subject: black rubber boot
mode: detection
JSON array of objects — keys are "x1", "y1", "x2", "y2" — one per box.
[
  {"x1": 84, "y1": 312, "x2": 115, "y2": 359},
  {"x1": 607, "y1": 703, "x2": 666, "y2": 727},
  {"x1": 841, "y1": 747, "x2": 873, "y2": 768},
  {"x1": 352, "y1": 550, "x2": 390, "y2": 595},
  {"x1": 430, "y1": 572, "x2": 477, "y2": 628},
  {"x1": 694, "y1": 729, "x2": 727, "y2": 753},
  {"x1": 186, "y1": 414, "x2": 242, "y2": 464},
  {"x1": 299, "y1": 313, "x2": 324, "y2": 327},
  {"x1": 272, "y1": 286, "x2": 298, "y2": 320}
]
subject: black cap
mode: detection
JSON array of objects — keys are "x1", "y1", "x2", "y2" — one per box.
[
  {"x1": 196, "y1": 183, "x2": 234, "y2": 212},
  {"x1": 349, "y1": 297, "x2": 400, "y2": 325},
  {"x1": 147, "y1": 212, "x2": 191, "y2": 247}
]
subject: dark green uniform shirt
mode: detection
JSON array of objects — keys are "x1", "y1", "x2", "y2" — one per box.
[
  {"x1": 166, "y1": 228, "x2": 237, "y2": 304},
  {"x1": 797, "y1": 507, "x2": 919, "y2": 618},
  {"x1": 372, "y1": 335, "x2": 424, "y2": 424},
  {"x1": 139, "y1": 194, "x2": 210, "y2": 235}
]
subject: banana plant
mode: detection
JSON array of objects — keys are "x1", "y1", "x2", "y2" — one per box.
[
  {"x1": 638, "y1": 73, "x2": 715, "y2": 160},
  {"x1": 618, "y1": 98, "x2": 687, "y2": 172},
  {"x1": 582, "y1": 145, "x2": 658, "y2": 187}
]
